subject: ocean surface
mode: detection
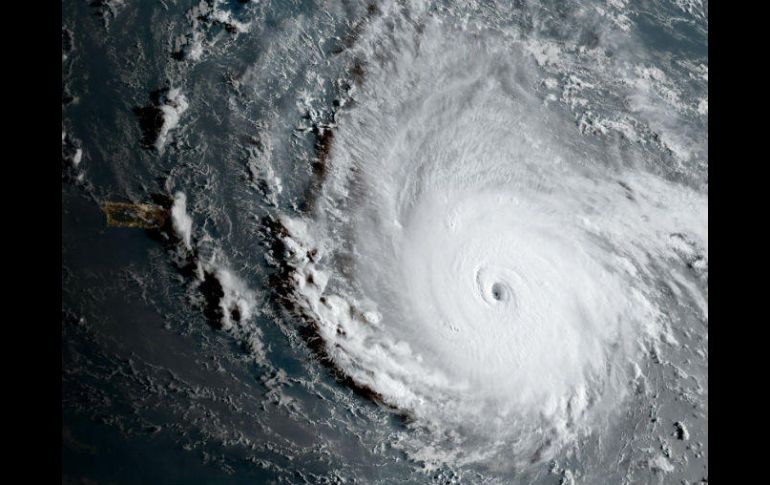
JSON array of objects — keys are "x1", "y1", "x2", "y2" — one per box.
[{"x1": 62, "y1": 1, "x2": 708, "y2": 483}]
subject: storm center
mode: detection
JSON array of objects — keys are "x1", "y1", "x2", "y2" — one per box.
[{"x1": 491, "y1": 282, "x2": 505, "y2": 301}]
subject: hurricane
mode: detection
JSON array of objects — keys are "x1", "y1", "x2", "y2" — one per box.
[
  {"x1": 63, "y1": 0, "x2": 708, "y2": 482},
  {"x1": 278, "y1": 0, "x2": 707, "y2": 472}
]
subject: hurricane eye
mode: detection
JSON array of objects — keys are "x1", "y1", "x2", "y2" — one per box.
[{"x1": 491, "y1": 282, "x2": 505, "y2": 301}]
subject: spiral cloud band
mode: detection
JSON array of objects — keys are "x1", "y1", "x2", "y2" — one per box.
[{"x1": 279, "y1": 8, "x2": 707, "y2": 470}]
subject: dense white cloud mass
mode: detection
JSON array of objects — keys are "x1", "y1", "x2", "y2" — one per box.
[{"x1": 278, "y1": 6, "x2": 707, "y2": 470}]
